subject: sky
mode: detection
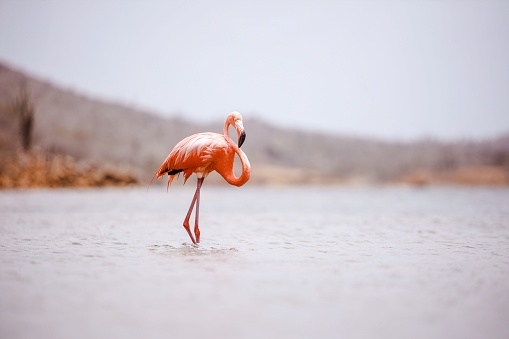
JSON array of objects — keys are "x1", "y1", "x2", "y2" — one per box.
[{"x1": 1, "y1": 0, "x2": 508, "y2": 140}]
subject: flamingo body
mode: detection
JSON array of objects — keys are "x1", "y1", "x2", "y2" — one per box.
[
  {"x1": 151, "y1": 112, "x2": 250, "y2": 244},
  {"x1": 156, "y1": 132, "x2": 238, "y2": 186}
]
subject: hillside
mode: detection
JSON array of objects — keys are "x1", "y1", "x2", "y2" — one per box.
[{"x1": 1, "y1": 62, "x2": 508, "y2": 187}]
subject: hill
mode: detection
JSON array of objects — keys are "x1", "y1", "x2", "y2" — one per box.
[{"x1": 1, "y1": 62, "x2": 508, "y2": 187}]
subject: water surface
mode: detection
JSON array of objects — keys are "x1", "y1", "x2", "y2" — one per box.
[{"x1": 1, "y1": 186, "x2": 509, "y2": 339}]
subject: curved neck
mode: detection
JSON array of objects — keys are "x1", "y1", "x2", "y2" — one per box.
[
  {"x1": 222, "y1": 121, "x2": 251, "y2": 187},
  {"x1": 223, "y1": 120, "x2": 231, "y2": 140},
  {"x1": 229, "y1": 146, "x2": 251, "y2": 186}
]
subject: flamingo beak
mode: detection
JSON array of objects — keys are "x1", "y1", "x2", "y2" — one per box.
[
  {"x1": 238, "y1": 130, "x2": 246, "y2": 148},
  {"x1": 235, "y1": 119, "x2": 246, "y2": 148}
]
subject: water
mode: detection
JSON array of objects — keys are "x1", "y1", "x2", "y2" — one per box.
[{"x1": 1, "y1": 186, "x2": 509, "y2": 339}]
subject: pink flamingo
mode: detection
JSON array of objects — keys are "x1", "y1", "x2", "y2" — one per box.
[{"x1": 150, "y1": 112, "x2": 251, "y2": 244}]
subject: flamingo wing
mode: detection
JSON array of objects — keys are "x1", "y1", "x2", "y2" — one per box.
[{"x1": 155, "y1": 132, "x2": 227, "y2": 186}]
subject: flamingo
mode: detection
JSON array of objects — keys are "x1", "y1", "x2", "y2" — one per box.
[{"x1": 150, "y1": 111, "x2": 251, "y2": 244}]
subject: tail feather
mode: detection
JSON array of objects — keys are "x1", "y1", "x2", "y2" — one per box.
[
  {"x1": 167, "y1": 172, "x2": 178, "y2": 191},
  {"x1": 147, "y1": 171, "x2": 159, "y2": 191},
  {"x1": 147, "y1": 167, "x2": 184, "y2": 191}
]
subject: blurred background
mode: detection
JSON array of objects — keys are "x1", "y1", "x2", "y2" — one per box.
[{"x1": 1, "y1": 0, "x2": 509, "y2": 188}]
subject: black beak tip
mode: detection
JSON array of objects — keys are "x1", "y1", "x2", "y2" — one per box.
[{"x1": 238, "y1": 131, "x2": 246, "y2": 148}]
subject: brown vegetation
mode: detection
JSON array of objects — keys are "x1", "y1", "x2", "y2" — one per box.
[
  {"x1": 0, "y1": 152, "x2": 138, "y2": 189},
  {"x1": 398, "y1": 166, "x2": 509, "y2": 187}
]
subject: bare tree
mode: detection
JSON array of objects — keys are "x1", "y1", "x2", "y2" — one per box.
[{"x1": 12, "y1": 87, "x2": 34, "y2": 152}]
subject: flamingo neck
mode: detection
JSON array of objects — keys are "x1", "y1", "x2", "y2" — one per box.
[
  {"x1": 228, "y1": 146, "x2": 251, "y2": 186},
  {"x1": 223, "y1": 120, "x2": 231, "y2": 140},
  {"x1": 222, "y1": 120, "x2": 251, "y2": 187}
]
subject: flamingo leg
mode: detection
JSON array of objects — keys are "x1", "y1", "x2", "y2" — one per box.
[
  {"x1": 194, "y1": 177, "x2": 204, "y2": 243},
  {"x1": 182, "y1": 177, "x2": 204, "y2": 244}
]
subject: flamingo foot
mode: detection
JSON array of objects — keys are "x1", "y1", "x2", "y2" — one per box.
[
  {"x1": 183, "y1": 223, "x2": 197, "y2": 244},
  {"x1": 195, "y1": 227, "x2": 201, "y2": 243}
]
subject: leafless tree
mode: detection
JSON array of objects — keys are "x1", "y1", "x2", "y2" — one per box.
[{"x1": 12, "y1": 87, "x2": 34, "y2": 152}]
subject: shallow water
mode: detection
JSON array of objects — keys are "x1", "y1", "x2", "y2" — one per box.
[{"x1": 1, "y1": 185, "x2": 509, "y2": 339}]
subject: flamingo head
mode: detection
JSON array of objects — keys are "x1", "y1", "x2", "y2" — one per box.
[{"x1": 228, "y1": 111, "x2": 246, "y2": 148}]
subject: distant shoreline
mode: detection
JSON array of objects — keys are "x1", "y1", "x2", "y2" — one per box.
[{"x1": 2, "y1": 152, "x2": 508, "y2": 189}]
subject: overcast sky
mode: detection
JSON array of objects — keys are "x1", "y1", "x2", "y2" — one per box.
[{"x1": 1, "y1": 0, "x2": 508, "y2": 140}]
